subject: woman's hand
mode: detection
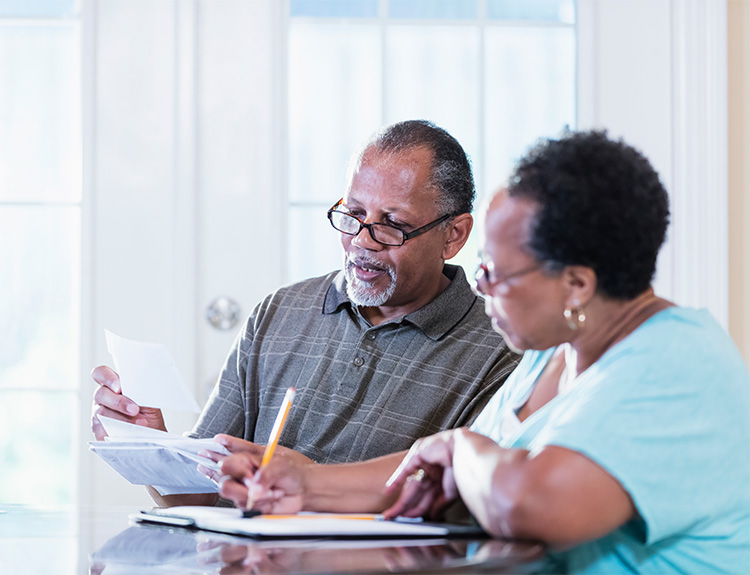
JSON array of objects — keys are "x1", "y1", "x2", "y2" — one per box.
[{"x1": 382, "y1": 429, "x2": 463, "y2": 520}]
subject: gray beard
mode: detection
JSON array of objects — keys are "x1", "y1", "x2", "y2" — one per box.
[{"x1": 344, "y1": 255, "x2": 398, "y2": 307}]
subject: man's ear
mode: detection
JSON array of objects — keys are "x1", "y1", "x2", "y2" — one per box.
[
  {"x1": 562, "y1": 265, "x2": 597, "y2": 307},
  {"x1": 442, "y1": 213, "x2": 473, "y2": 260}
]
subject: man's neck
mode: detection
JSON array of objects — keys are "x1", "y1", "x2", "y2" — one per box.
[{"x1": 359, "y1": 272, "x2": 451, "y2": 326}]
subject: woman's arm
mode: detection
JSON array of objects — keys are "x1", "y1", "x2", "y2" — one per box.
[{"x1": 452, "y1": 429, "x2": 636, "y2": 547}]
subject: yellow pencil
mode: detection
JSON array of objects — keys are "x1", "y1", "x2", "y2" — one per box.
[
  {"x1": 261, "y1": 514, "x2": 381, "y2": 521},
  {"x1": 244, "y1": 387, "x2": 297, "y2": 516},
  {"x1": 260, "y1": 387, "x2": 296, "y2": 468}
]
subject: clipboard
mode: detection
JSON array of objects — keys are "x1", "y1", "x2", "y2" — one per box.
[{"x1": 132, "y1": 506, "x2": 487, "y2": 539}]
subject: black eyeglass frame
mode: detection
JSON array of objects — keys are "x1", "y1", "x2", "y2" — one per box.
[
  {"x1": 327, "y1": 198, "x2": 453, "y2": 247},
  {"x1": 474, "y1": 261, "x2": 544, "y2": 295}
]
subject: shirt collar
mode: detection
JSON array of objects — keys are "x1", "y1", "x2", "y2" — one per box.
[{"x1": 323, "y1": 264, "x2": 478, "y2": 341}]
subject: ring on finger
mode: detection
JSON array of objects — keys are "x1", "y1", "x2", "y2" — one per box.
[{"x1": 408, "y1": 468, "x2": 426, "y2": 483}]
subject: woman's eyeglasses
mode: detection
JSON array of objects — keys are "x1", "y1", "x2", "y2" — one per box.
[{"x1": 473, "y1": 261, "x2": 543, "y2": 295}]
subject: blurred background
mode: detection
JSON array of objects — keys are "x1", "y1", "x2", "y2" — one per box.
[{"x1": 0, "y1": 0, "x2": 747, "y2": 516}]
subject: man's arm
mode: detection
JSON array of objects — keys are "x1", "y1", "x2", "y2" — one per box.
[{"x1": 219, "y1": 451, "x2": 408, "y2": 514}]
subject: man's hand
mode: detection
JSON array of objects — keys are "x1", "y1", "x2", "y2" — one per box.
[
  {"x1": 90, "y1": 365, "x2": 167, "y2": 440},
  {"x1": 197, "y1": 435, "x2": 315, "y2": 483},
  {"x1": 218, "y1": 452, "x2": 308, "y2": 513}
]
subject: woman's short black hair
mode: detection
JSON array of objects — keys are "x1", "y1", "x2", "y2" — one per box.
[{"x1": 508, "y1": 130, "x2": 670, "y2": 300}]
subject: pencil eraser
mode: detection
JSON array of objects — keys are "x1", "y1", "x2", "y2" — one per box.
[{"x1": 242, "y1": 509, "x2": 262, "y2": 518}]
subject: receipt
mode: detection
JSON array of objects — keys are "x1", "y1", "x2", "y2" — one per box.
[{"x1": 105, "y1": 330, "x2": 201, "y2": 412}]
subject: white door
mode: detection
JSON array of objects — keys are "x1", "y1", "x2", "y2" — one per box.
[{"x1": 85, "y1": 0, "x2": 284, "y2": 508}]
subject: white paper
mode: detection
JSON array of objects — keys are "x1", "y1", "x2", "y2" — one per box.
[
  {"x1": 137, "y1": 507, "x2": 470, "y2": 538},
  {"x1": 105, "y1": 330, "x2": 200, "y2": 412},
  {"x1": 90, "y1": 416, "x2": 230, "y2": 495},
  {"x1": 98, "y1": 416, "x2": 230, "y2": 460},
  {"x1": 90, "y1": 442, "x2": 219, "y2": 494}
]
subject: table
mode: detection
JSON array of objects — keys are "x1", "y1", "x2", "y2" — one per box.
[{"x1": 0, "y1": 504, "x2": 546, "y2": 574}]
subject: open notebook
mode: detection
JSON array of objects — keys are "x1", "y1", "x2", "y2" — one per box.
[{"x1": 132, "y1": 506, "x2": 486, "y2": 539}]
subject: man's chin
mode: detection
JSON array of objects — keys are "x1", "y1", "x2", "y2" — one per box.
[
  {"x1": 347, "y1": 286, "x2": 390, "y2": 308},
  {"x1": 346, "y1": 277, "x2": 395, "y2": 308}
]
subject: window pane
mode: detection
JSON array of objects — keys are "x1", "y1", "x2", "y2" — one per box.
[
  {"x1": 288, "y1": 22, "x2": 382, "y2": 204},
  {"x1": 0, "y1": 0, "x2": 77, "y2": 18},
  {"x1": 0, "y1": 390, "x2": 77, "y2": 504},
  {"x1": 484, "y1": 27, "x2": 576, "y2": 194},
  {"x1": 0, "y1": 206, "x2": 80, "y2": 391},
  {"x1": 487, "y1": 0, "x2": 575, "y2": 23},
  {"x1": 389, "y1": 0, "x2": 477, "y2": 19},
  {"x1": 287, "y1": 205, "x2": 343, "y2": 283},
  {"x1": 0, "y1": 23, "x2": 81, "y2": 202},
  {"x1": 385, "y1": 26, "x2": 480, "y2": 176},
  {"x1": 290, "y1": 0, "x2": 377, "y2": 18}
]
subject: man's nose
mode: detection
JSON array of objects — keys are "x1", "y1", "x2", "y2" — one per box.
[{"x1": 351, "y1": 224, "x2": 383, "y2": 251}]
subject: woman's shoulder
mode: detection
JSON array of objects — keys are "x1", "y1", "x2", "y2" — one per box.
[
  {"x1": 598, "y1": 306, "x2": 748, "y2": 388},
  {"x1": 624, "y1": 307, "x2": 738, "y2": 357}
]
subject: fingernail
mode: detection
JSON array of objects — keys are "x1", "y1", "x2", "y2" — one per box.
[{"x1": 126, "y1": 403, "x2": 139, "y2": 416}]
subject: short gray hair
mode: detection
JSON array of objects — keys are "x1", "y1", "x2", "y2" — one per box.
[{"x1": 347, "y1": 120, "x2": 475, "y2": 216}]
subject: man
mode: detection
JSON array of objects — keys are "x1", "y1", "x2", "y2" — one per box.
[{"x1": 91, "y1": 119, "x2": 519, "y2": 506}]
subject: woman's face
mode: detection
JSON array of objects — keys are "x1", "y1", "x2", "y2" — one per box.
[{"x1": 479, "y1": 191, "x2": 571, "y2": 352}]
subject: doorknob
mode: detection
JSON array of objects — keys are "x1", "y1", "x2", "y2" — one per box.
[{"x1": 206, "y1": 296, "x2": 241, "y2": 330}]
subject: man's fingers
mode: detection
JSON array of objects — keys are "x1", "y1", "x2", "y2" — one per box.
[
  {"x1": 218, "y1": 475, "x2": 249, "y2": 508},
  {"x1": 220, "y1": 452, "x2": 259, "y2": 481},
  {"x1": 214, "y1": 434, "x2": 264, "y2": 456},
  {"x1": 91, "y1": 365, "x2": 121, "y2": 393},
  {"x1": 197, "y1": 464, "x2": 221, "y2": 483},
  {"x1": 93, "y1": 384, "x2": 139, "y2": 417},
  {"x1": 91, "y1": 409, "x2": 108, "y2": 441},
  {"x1": 199, "y1": 448, "x2": 226, "y2": 465}
]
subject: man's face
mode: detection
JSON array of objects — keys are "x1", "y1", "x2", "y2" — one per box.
[{"x1": 340, "y1": 146, "x2": 452, "y2": 319}]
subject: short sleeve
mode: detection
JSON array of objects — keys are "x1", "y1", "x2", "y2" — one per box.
[{"x1": 529, "y1": 314, "x2": 750, "y2": 545}]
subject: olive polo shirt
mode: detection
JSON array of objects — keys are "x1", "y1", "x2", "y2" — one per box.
[{"x1": 190, "y1": 264, "x2": 519, "y2": 463}]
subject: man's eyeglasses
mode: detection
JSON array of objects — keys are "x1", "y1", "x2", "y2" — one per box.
[
  {"x1": 474, "y1": 261, "x2": 543, "y2": 295},
  {"x1": 327, "y1": 198, "x2": 452, "y2": 247}
]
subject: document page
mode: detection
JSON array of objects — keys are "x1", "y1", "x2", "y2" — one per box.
[
  {"x1": 134, "y1": 506, "x2": 487, "y2": 538},
  {"x1": 105, "y1": 330, "x2": 200, "y2": 412}
]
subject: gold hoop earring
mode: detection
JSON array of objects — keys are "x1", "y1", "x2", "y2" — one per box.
[{"x1": 563, "y1": 306, "x2": 586, "y2": 331}]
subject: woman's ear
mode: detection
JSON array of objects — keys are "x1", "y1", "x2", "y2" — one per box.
[
  {"x1": 562, "y1": 265, "x2": 597, "y2": 307},
  {"x1": 442, "y1": 213, "x2": 473, "y2": 260}
]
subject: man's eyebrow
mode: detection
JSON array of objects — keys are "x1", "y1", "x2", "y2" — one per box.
[{"x1": 343, "y1": 200, "x2": 415, "y2": 220}]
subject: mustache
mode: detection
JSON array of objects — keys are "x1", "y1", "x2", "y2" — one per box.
[{"x1": 345, "y1": 252, "x2": 393, "y2": 274}]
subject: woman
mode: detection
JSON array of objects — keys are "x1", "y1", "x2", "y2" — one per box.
[{"x1": 218, "y1": 131, "x2": 749, "y2": 574}]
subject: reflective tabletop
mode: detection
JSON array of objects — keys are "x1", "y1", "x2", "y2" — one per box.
[{"x1": 0, "y1": 504, "x2": 546, "y2": 574}]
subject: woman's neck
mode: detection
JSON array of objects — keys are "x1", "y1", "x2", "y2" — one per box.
[{"x1": 568, "y1": 289, "x2": 674, "y2": 377}]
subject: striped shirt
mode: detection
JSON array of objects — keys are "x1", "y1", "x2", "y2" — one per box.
[{"x1": 190, "y1": 264, "x2": 519, "y2": 463}]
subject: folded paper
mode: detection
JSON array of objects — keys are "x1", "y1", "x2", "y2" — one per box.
[{"x1": 90, "y1": 417, "x2": 229, "y2": 495}]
